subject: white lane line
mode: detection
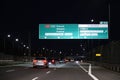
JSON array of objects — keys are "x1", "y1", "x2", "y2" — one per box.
[
  {"x1": 32, "y1": 77, "x2": 39, "y2": 80},
  {"x1": 88, "y1": 73, "x2": 99, "y2": 80},
  {"x1": 78, "y1": 63, "x2": 99, "y2": 80},
  {"x1": 46, "y1": 71, "x2": 51, "y2": 74},
  {"x1": 6, "y1": 69, "x2": 15, "y2": 72},
  {"x1": 88, "y1": 64, "x2": 99, "y2": 80},
  {"x1": 79, "y1": 64, "x2": 88, "y2": 72}
]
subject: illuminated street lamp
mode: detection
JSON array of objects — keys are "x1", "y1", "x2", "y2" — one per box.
[
  {"x1": 60, "y1": 51, "x2": 62, "y2": 54},
  {"x1": 15, "y1": 38, "x2": 19, "y2": 42},
  {"x1": 23, "y1": 45, "x2": 26, "y2": 47},
  {"x1": 7, "y1": 34, "x2": 11, "y2": 38},
  {"x1": 43, "y1": 48, "x2": 45, "y2": 50},
  {"x1": 80, "y1": 44, "x2": 82, "y2": 47},
  {"x1": 91, "y1": 19, "x2": 94, "y2": 23},
  {"x1": 83, "y1": 48, "x2": 85, "y2": 51}
]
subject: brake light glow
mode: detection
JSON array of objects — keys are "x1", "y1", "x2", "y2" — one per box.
[
  {"x1": 43, "y1": 60, "x2": 47, "y2": 63},
  {"x1": 33, "y1": 60, "x2": 37, "y2": 63}
]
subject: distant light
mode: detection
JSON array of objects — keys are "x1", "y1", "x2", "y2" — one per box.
[
  {"x1": 26, "y1": 46, "x2": 29, "y2": 49},
  {"x1": 48, "y1": 62, "x2": 52, "y2": 65},
  {"x1": 80, "y1": 44, "x2": 82, "y2": 47},
  {"x1": 15, "y1": 38, "x2": 19, "y2": 42},
  {"x1": 60, "y1": 51, "x2": 62, "y2": 54},
  {"x1": 96, "y1": 54, "x2": 101, "y2": 57},
  {"x1": 50, "y1": 50, "x2": 52, "y2": 52},
  {"x1": 43, "y1": 48, "x2": 45, "y2": 50},
  {"x1": 23, "y1": 45, "x2": 26, "y2": 47},
  {"x1": 7, "y1": 34, "x2": 11, "y2": 38},
  {"x1": 83, "y1": 48, "x2": 85, "y2": 51},
  {"x1": 91, "y1": 19, "x2": 94, "y2": 22},
  {"x1": 75, "y1": 61, "x2": 79, "y2": 64}
]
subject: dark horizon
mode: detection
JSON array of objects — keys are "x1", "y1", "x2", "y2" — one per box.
[{"x1": 0, "y1": 0, "x2": 120, "y2": 54}]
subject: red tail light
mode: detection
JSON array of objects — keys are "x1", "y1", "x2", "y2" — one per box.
[
  {"x1": 43, "y1": 60, "x2": 47, "y2": 63},
  {"x1": 33, "y1": 60, "x2": 37, "y2": 63},
  {"x1": 52, "y1": 59, "x2": 55, "y2": 63}
]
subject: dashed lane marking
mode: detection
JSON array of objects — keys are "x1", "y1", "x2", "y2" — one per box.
[
  {"x1": 6, "y1": 69, "x2": 15, "y2": 72},
  {"x1": 32, "y1": 77, "x2": 39, "y2": 80},
  {"x1": 46, "y1": 71, "x2": 51, "y2": 74}
]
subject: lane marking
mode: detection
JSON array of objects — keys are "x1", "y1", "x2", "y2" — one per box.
[
  {"x1": 6, "y1": 69, "x2": 15, "y2": 72},
  {"x1": 88, "y1": 64, "x2": 99, "y2": 80},
  {"x1": 88, "y1": 73, "x2": 99, "y2": 80},
  {"x1": 78, "y1": 63, "x2": 99, "y2": 80},
  {"x1": 46, "y1": 71, "x2": 51, "y2": 74},
  {"x1": 78, "y1": 64, "x2": 88, "y2": 72},
  {"x1": 32, "y1": 77, "x2": 38, "y2": 80}
]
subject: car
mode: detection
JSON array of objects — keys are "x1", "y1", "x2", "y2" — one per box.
[{"x1": 33, "y1": 57, "x2": 48, "y2": 68}]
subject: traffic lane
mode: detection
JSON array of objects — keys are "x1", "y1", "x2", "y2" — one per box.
[
  {"x1": 61, "y1": 62, "x2": 82, "y2": 68},
  {"x1": 0, "y1": 62, "x2": 93, "y2": 80},
  {"x1": 0, "y1": 66, "x2": 53, "y2": 80},
  {"x1": 40, "y1": 68, "x2": 93, "y2": 80},
  {"x1": 40, "y1": 62, "x2": 93, "y2": 80}
]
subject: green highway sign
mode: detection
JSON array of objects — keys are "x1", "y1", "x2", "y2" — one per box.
[{"x1": 39, "y1": 23, "x2": 108, "y2": 39}]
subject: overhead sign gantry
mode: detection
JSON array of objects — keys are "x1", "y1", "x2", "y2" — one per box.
[{"x1": 39, "y1": 22, "x2": 108, "y2": 39}]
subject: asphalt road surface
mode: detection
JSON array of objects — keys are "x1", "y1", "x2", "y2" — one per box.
[{"x1": 0, "y1": 62, "x2": 120, "y2": 80}]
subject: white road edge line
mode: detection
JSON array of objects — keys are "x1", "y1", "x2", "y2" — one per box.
[
  {"x1": 32, "y1": 77, "x2": 39, "y2": 80},
  {"x1": 79, "y1": 64, "x2": 88, "y2": 72},
  {"x1": 6, "y1": 69, "x2": 15, "y2": 72},
  {"x1": 88, "y1": 64, "x2": 99, "y2": 80},
  {"x1": 79, "y1": 63, "x2": 99, "y2": 80}
]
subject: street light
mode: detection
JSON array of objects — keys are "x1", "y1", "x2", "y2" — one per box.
[
  {"x1": 83, "y1": 48, "x2": 85, "y2": 51},
  {"x1": 23, "y1": 45, "x2": 26, "y2": 47},
  {"x1": 43, "y1": 48, "x2": 45, "y2": 50},
  {"x1": 7, "y1": 34, "x2": 11, "y2": 38},
  {"x1": 80, "y1": 44, "x2": 82, "y2": 47},
  {"x1": 15, "y1": 38, "x2": 19, "y2": 42},
  {"x1": 60, "y1": 51, "x2": 62, "y2": 54},
  {"x1": 91, "y1": 19, "x2": 94, "y2": 23}
]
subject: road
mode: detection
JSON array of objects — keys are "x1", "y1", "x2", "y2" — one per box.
[{"x1": 0, "y1": 61, "x2": 120, "y2": 80}]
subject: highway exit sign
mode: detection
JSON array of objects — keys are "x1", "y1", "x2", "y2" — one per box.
[{"x1": 39, "y1": 23, "x2": 108, "y2": 39}]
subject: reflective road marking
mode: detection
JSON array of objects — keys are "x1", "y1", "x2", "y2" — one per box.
[
  {"x1": 46, "y1": 71, "x2": 51, "y2": 74},
  {"x1": 6, "y1": 69, "x2": 15, "y2": 72},
  {"x1": 32, "y1": 77, "x2": 38, "y2": 80}
]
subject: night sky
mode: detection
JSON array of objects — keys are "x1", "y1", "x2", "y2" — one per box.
[{"x1": 0, "y1": 0, "x2": 120, "y2": 53}]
